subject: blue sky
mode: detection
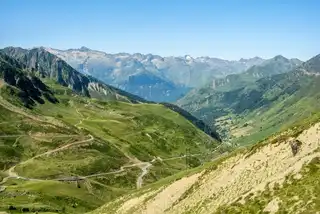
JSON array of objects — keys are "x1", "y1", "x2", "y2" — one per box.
[{"x1": 0, "y1": 0, "x2": 319, "y2": 60}]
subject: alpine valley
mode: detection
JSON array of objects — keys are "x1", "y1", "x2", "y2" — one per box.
[
  {"x1": 0, "y1": 46, "x2": 319, "y2": 214},
  {"x1": 46, "y1": 47, "x2": 265, "y2": 102}
]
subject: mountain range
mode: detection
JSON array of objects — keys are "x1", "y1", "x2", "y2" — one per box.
[
  {"x1": 177, "y1": 54, "x2": 320, "y2": 145},
  {"x1": 89, "y1": 52, "x2": 320, "y2": 214},
  {"x1": 1, "y1": 47, "x2": 148, "y2": 103},
  {"x1": 0, "y1": 48, "x2": 222, "y2": 213},
  {"x1": 0, "y1": 47, "x2": 219, "y2": 139},
  {"x1": 0, "y1": 45, "x2": 320, "y2": 214},
  {"x1": 210, "y1": 55, "x2": 302, "y2": 92},
  {"x1": 46, "y1": 47, "x2": 266, "y2": 102}
]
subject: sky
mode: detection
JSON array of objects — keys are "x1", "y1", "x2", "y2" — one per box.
[{"x1": 0, "y1": 0, "x2": 319, "y2": 60}]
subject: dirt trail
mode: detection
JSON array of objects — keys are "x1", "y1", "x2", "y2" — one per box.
[
  {"x1": 83, "y1": 154, "x2": 198, "y2": 189},
  {"x1": 0, "y1": 134, "x2": 77, "y2": 139},
  {"x1": 72, "y1": 106, "x2": 221, "y2": 189},
  {"x1": 75, "y1": 108, "x2": 86, "y2": 127},
  {"x1": 108, "y1": 122, "x2": 320, "y2": 214},
  {"x1": 136, "y1": 157, "x2": 162, "y2": 189},
  {"x1": 134, "y1": 145, "x2": 223, "y2": 189},
  {"x1": 0, "y1": 134, "x2": 157, "y2": 189},
  {"x1": 85, "y1": 161, "x2": 153, "y2": 179},
  {"x1": 133, "y1": 155, "x2": 200, "y2": 189},
  {"x1": 134, "y1": 148, "x2": 222, "y2": 189},
  {"x1": 31, "y1": 134, "x2": 93, "y2": 159},
  {"x1": 84, "y1": 158, "x2": 158, "y2": 188},
  {"x1": 0, "y1": 134, "x2": 94, "y2": 184},
  {"x1": 0, "y1": 102, "x2": 221, "y2": 192},
  {"x1": 136, "y1": 163, "x2": 152, "y2": 189},
  {"x1": 73, "y1": 107, "x2": 153, "y2": 188},
  {"x1": 0, "y1": 135, "x2": 27, "y2": 138},
  {"x1": 0, "y1": 134, "x2": 219, "y2": 191}
]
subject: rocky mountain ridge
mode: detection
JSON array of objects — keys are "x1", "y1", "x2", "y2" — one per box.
[
  {"x1": 45, "y1": 47, "x2": 266, "y2": 101},
  {"x1": 0, "y1": 48, "x2": 219, "y2": 139},
  {"x1": 177, "y1": 53, "x2": 319, "y2": 145},
  {"x1": 1, "y1": 47, "x2": 148, "y2": 103}
]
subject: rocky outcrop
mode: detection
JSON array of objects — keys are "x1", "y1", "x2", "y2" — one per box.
[
  {"x1": 0, "y1": 52, "x2": 58, "y2": 108},
  {"x1": 1, "y1": 47, "x2": 147, "y2": 103}
]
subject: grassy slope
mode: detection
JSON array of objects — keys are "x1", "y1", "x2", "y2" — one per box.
[
  {"x1": 178, "y1": 68, "x2": 320, "y2": 146},
  {"x1": 213, "y1": 55, "x2": 300, "y2": 92},
  {"x1": 0, "y1": 78, "x2": 219, "y2": 213},
  {"x1": 91, "y1": 113, "x2": 320, "y2": 214},
  {"x1": 177, "y1": 56, "x2": 319, "y2": 145},
  {"x1": 230, "y1": 73, "x2": 320, "y2": 146}
]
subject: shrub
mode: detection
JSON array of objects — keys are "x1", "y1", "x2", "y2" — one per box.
[{"x1": 56, "y1": 114, "x2": 63, "y2": 118}]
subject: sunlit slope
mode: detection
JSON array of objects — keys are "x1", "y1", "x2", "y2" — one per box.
[
  {"x1": 0, "y1": 53, "x2": 220, "y2": 213},
  {"x1": 177, "y1": 54, "x2": 320, "y2": 145},
  {"x1": 0, "y1": 84, "x2": 219, "y2": 213},
  {"x1": 92, "y1": 116, "x2": 320, "y2": 214}
]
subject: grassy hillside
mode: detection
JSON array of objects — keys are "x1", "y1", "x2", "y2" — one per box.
[
  {"x1": 92, "y1": 113, "x2": 320, "y2": 214},
  {"x1": 0, "y1": 54, "x2": 220, "y2": 213},
  {"x1": 0, "y1": 47, "x2": 218, "y2": 141},
  {"x1": 212, "y1": 55, "x2": 302, "y2": 92},
  {"x1": 177, "y1": 54, "x2": 320, "y2": 145}
]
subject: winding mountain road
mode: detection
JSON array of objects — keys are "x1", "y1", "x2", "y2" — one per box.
[
  {"x1": 0, "y1": 103, "x2": 225, "y2": 190},
  {"x1": 0, "y1": 146, "x2": 221, "y2": 189},
  {"x1": 0, "y1": 135, "x2": 94, "y2": 185},
  {"x1": 136, "y1": 162, "x2": 153, "y2": 189}
]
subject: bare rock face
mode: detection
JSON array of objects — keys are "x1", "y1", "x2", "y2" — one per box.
[
  {"x1": 263, "y1": 197, "x2": 280, "y2": 214},
  {"x1": 0, "y1": 47, "x2": 147, "y2": 103},
  {"x1": 289, "y1": 139, "x2": 302, "y2": 156},
  {"x1": 0, "y1": 52, "x2": 58, "y2": 108},
  {"x1": 2, "y1": 47, "x2": 90, "y2": 95}
]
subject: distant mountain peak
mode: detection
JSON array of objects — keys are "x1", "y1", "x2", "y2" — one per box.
[
  {"x1": 64, "y1": 46, "x2": 91, "y2": 52},
  {"x1": 45, "y1": 47, "x2": 267, "y2": 91},
  {"x1": 310, "y1": 53, "x2": 320, "y2": 61},
  {"x1": 290, "y1": 58, "x2": 303, "y2": 66},
  {"x1": 301, "y1": 53, "x2": 320, "y2": 73},
  {"x1": 239, "y1": 56, "x2": 264, "y2": 63},
  {"x1": 79, "y1": 46, "x2": 91, "y2": 51},
  {"x1": 184, "y1": 55, "x2": 193, "y2": 60},
  {"x1": 273, "y1": 55, "x2": 287, "y2": 61}
]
